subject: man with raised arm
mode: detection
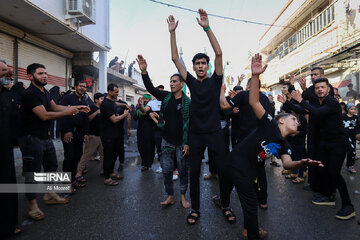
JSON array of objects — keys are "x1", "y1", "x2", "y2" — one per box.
[
  {"x1": 220, "y1": 54, "x2": 323, "y2": 239},
  {"x1": 137, "y1": 54, "x2": 191, "y2": 208},
  {"x1": 168, "y1": 9, "x2": 227, "y2": 224}
]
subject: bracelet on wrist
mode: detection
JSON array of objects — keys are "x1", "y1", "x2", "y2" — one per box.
[{"x1": 203, "y1": 26, "x2": 210, "y2": 32}]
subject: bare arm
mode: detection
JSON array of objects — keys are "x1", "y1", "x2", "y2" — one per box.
[
  {"x1": 220, "y1": 84, "x2": 231, "y2": 110},
  {"x1": 197, "y1": 9, "x2": 222, "y2": 75},
  {"x1": 249, "y1": 53, "x2": 268, "y2": 120},
  {"x1": 51, "y1": 100, "x2": 90, "y2": 113},
  {"x1": 88, "y1": 109, "x2": 100, "y2": 122},
  {"x1": 32, "y1": 105, "x2": 79, "y2": 121},
  {"x1": 109, "y1": 109, "x2": 130, "y2": 124},
  {"x1": 168, "y1": 15, "x2": 187, "y2": 81}
]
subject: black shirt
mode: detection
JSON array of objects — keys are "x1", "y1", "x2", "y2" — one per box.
[
  {"x1": 227, "y1": 91, "x2": 275, "y2": 141},
  {"x1": 89, "y1": 105, "x2": 101, "y2": 136},
  {"x1": 300, "y1": 95, "x2": 346, "y2": 140},
  {"x1": 60, "y1": 93, "x2": 89, "y2": 134},
  {"x1": 100, "y1": 98, "x2": 124, "y2": 139},
  {"x1": 109, "y1": 59, "x2": 117, "y2": 68},
  {"x1": 227, "y1": 112, "x2": 291, "y2": 178},
  {"x1": 186, "y1": 71, "x2": 222, "y2": 133},
  {"x1": 342, "y1": 114, "x2": 358, "y2": 137},
  {"x1": 302, "y1": 85, "x2": 334, "y2": 104},
  {"x1": 20, "y1": 83, "x2": 53, "y2": 139},
  {"x1": 142, "y1": 73, "x2": 183, "y2": 145}
]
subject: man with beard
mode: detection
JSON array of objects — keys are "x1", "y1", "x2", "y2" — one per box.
[
  {"x1": 60, "y1": 80, "x2": 90, "y2": 191},
  {"x1": 18, "y1": 63, "x2": 89, "y2": 220}
]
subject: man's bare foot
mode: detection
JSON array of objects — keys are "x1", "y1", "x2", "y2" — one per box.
[
  {"x1": 160, "y1": 195, "x2": 175, "y2": 206},
  {"x1": 180, "y1": 194, "x2": 191, "y2": 208}
]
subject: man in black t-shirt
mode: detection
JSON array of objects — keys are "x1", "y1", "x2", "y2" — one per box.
[
  {"x1": 60, "y1": 80, "x2": 90, "y2": 190},
  {"x1": 100, "y1": 83, "x2": 130, "y2": 186},
  {"x1": 18, "y1": 63, "x2": 89, "y2": 221},
  {"x1": 75, "y1": 93, "x2": 105, "y2": 181},
  {"x1": 168, "y1": 9, "x2": 227, "y2": 224},
  {"x1": 137, "y1": 54, "x2": 191, "y2": 208},
  {"x1": 292, "y1": 78, "x2": 355, "y2": 221}
]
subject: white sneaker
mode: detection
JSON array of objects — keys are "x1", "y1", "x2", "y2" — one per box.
[
  {"x1": 172, "y1": 174, "x2": 179, "y2": 181},
  {"x1": 156, "y1": 166, "x2": 162, "y2": 174}
]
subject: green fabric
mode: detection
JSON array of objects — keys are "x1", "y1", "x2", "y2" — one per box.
[
  {"x1": 136, "y1": 104, "x2": 147, "y2": 118},
  {"x1": 143, "y1": 94, "x2": 152, "y2": 99},
  {"x1": 157, "y1": 92, "x2": 190, "y2": 147}
]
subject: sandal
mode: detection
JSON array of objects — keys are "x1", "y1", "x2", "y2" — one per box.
[
  {"x1": 222, "y1": 208, "x2": 236, "y2": 224},
  {"x1": 259, "y1": 203, "x2": 268, "y2": 210},
  {"x1": 75, "y1": 175, "x2": 87, "y2": 183},
  {"x1": 282, "y1": 169, "x2": 292, "y2": 175},
  {"x1": 186, "y1": 210, "x2": 200, "y2": 225},
  {"x1": 292, "y1": 177, "x2": 305, "y2": 184},
  {"x1": 104, "y1": 179, "x2": 118, "y2": 186},
  {"x1": 82, "y1": 168, "x2": 88, "y2": 174},
  {"x1": 212, "y1": 195, "x2": 222, "y2": 209},
  {"x1": 141, "y1": 166, "x2": 149, "y2": 172},
  {"x1": 14, "y1": 226, "x2": 22, "y2": 235},
  {"x1": 28, "y1": 208, "x2": 45, "y2": 221},
  {"x1": 110, "y1": 174, "x2": 124, "y2": 180},
  {"x1": 44, "y1": 195, "x2": 69, "y2": 205},
  {"x1": 285, "y1": 173, "x2": 298, "y2": 179},
  {"x1": 72, "y1": 181, "x2": 86, "y2": 189}
]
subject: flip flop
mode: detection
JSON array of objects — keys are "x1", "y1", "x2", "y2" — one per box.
[
  {"x1": 44, "y1": 196, "x2": 69, "y2": 205},
  {"x1": 111, "y1": 174, "x2": 123, "y2": 180},
  {"x1": 104, "y1": 179, "x2": 118, "y2": 186},
  {"x1": 28, "y1": 208, "x2": 45, "y2": 221}
]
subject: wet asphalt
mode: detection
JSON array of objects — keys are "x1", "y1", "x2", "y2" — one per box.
[{"x1": 9, "y1": 130, "x2": 360, "y2": 240}]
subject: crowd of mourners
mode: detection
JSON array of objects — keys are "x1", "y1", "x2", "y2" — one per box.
[{"x1": 1, "y1": 9, "x2": 359, "y2": 240}]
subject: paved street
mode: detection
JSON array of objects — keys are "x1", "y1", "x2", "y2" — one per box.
[{"x1": 10, "y1": 131, "x2": 360, "y2": 240}]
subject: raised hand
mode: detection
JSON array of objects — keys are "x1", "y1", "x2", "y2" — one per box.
[
  {"x1": 298, "y1": 76, "x2": 306, "y2": 91},
  {"x1": 291, "y1": 90, "x2": 302, "y2": 103},
  {"x1": 237, "y1": 74, "x2": 245, "y2": 85},
  {"x1": 289, "y1": 74, "x2": 295, "y2": 86},
  {"x1": 136, "y1": 55, "x2": 147, "y2": 74},
  {"x1": 167, "y1": 15, "x2": 178, "y2": 32},
  {"x1": 138, "y1": 97, "x2": 143, "y2": 106},
  {"x1": 251, "y1": 53, "x2": 267, "y2": 76},
  {"x1": 196, "y1": 9, "x2": 209, "y2": 28},
  {"x1": 277, "y1": 94, "x2": 286, "y2": 104}
]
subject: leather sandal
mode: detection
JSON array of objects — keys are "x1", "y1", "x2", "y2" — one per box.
[{"x1": 187, "y1": 210, "x2": 200, "y2": 225}]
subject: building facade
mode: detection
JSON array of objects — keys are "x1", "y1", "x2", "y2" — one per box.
[{"x1": 259, "y1": 0, "x2": 360, "y2": 104}]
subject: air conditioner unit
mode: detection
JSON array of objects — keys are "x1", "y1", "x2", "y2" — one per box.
[{"x1": 65, "y1": 0, "x2": 96, "y2": 25}]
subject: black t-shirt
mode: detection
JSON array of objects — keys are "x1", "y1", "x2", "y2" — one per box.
[
  {"x1": 60, "y1": 93, "x2": 89, "y2": 134},
  {"x1": 20, "y1": 83, "x2": 53, "y2": 139},
  {"x1": 227, "y1": 112, "x2": 291, "y2": 178},
  {"x1": 100, "y1": 98, "x2": 123, "y2": 139},
  {"x1": 343, "y1": 114, "x2": 359, "y2": 137},
  {"x1": 89, "y1": 105, "x2": 101, "y2": 136},
  {"x1": 186, "y1": 71, "x2": 222, "y2": 133},
  {"x1": 163, "y1": 96, "x2": 183, "y2": 145},
  {"x1": 227, "y1": 91, "x2": 275, "y2": 141},
  {"x1": 109, "y1": 59, "x2": 117, "y2": 68}
]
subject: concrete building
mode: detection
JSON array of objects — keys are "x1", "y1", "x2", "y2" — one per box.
[
  {"x1": 0, "y1": 0, "x2": 146, "y2": 103},
  {"x1": 259, "y1": 0, "x2": 360, "y2": 104}
]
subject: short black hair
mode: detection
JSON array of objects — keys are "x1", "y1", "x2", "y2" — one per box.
[
  {"x1": 233, "y1": 86, "x2": 243, "y2": 91},
  {"x1": 170, "y1": 73, "x2": 184, "y2": 82},
  {"x1": 107, "y1": 83, "x2": 118, "y2": 92},
  {"x1": 27, "y1": 63, "x2": 45, "y2": 75},
  {"x1": 94, "y1": 92, "x2": 104, "y2": 100},
  {"x1": 274, "y1": 113, "x2": 293, "y2": 123},
  {"x1": 348, "y1": 83, "x2": 353, "y2": 88},
  {"x1": 282, "y1": 82, "x2": 291, "y2": 89},
  {"x1": 311, "y1": 66, "x2": 324, "y2": 75},
  {"x1": 75, "y1": 79, "x2": 86, "y2": 86},
  {"x1": 247, "y1": 78, "x2": 261, "y2": 89},
  {"x1": 192, "y1": 53, "x2": 210, "y2": 64},
  {"x1": 313, "y1": 77, "x2": 330, "y2": 87},
  {"x1": 156, "y1": 85, "x2": 165, "y2": 90}
]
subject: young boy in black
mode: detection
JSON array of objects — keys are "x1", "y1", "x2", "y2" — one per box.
[
  {"x1": 168, "y1": 9, "x2": 226, "y2": 224},
  {"x1": 292, "y1": 78, "x2": 356, "y2": 220},
  {"x1": 342, "y1": 103, "x2": 359, "y2": 174},
  {"x1": 220, "y1": 54, "x2": 323, "y2": 239}
]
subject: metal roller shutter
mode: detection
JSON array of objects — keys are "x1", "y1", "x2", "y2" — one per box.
[
  {"x1": 0, "y1": 32, "x2": 14, "y2": 66},
  {"x1": 18, "y1": 40, "x2": 67, "y2": 90}
]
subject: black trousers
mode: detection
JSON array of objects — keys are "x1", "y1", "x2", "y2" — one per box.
[
  {"x1": 62, "y1": 130, "x2": 84, "y2": 182},
  {"x1": 317, "y1": 137, "x2": 352, "y2": 206},
  {"x1": 346, "y1": 135, "x2": 356, "y2": 167},
  {"x1": 154, "y1": 128, "x2": 162, "y2": 161},
  {"x1": 307, "y1": 119, "x2": 320, "y2": 191},
  {"x1": 229, "y1": 167, "x2": 260, "y2": 240},
  {"x1": 188, "y1": 130, "x2": 227, "y2": 211},
  {"x1": 101, "y1": 135, "x2": 124, "y2": 179},
  {"x1": 137, "y1": 128, "x2": 155, "y2": 168},
  {"x1": 18, "y1": 135, "x2": 58, "y2": 200},
  {"x1": 208, "y1": 126, "x2": 230, "y2": 174}
]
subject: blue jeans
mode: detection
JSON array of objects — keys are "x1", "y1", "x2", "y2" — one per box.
[{"x1": 160, "y1": 138, "x2": 189, "y2": 195}]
